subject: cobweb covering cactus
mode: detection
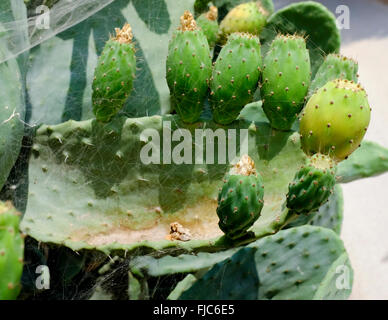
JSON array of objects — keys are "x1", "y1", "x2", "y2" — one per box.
[{"x1": 0, "y1": 0, "x2": 388, "y2": 301}]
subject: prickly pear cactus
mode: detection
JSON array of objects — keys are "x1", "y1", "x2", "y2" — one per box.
[
  {"x1": 0, "y1": 202, "x2": 24, "y2": 300},
  {"x1": 92, "y1": 23, "x2": 136, "y2": 122},
  {"x1": 166, "y1": 11, "x2": 212, "y2": 123},
  {"x1": 300, "y1": 79, "x2": 371, "y2": 161},
  {"x1": 1, "y1": 0, "x2": 388, "y2": 301}
]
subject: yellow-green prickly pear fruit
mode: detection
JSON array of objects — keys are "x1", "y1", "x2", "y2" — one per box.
[
  {"x1": 196, "y1": 6, "x2": 219, "y2": 48},
  {"x1": 217, "y1": 155, "x2": 264, "y2": 240},
  {"x1": 218, "y1": 1, "x2": 269, "y2": 44},
  {"x1": 287, "y1": 154, "x2": 336, "y2": 214},
  {"x1": 92, "y1": 23, "x2": 136, "y2": 122},
  {"x1": 261, "y1": 34, "x2": 311, "y2": 131},
  {"x1": 166, "y1": 11, "x2": 213, "y2": 123},
  {"x1": 0, "y1": 202, "x2": 24, "y2": 300},
  {"x1": 300, "y1": 79, "x2": 371, "y2": 162}
]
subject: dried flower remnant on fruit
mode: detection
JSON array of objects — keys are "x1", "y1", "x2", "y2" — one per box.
[
  {"x1": 230, "y1": 154, "x2": 257, "y2": 176},
  {"x1": 112, "y1": 23, "x2": 133, "y2": 44},
  {"x1": 179, "y1": 11, "x2": 197, "y2": 31},
  {"x1": 206, "y1": 6, "x2": 218, "y2": 21}
]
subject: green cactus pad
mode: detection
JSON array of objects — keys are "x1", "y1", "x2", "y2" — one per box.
[
  {"x1": 309, "y1": 54, "x2": 358, "y2": 97},
  {"x1": 0, "y1": 202, "x2": 24, "y2": 300},
  {"x1": 166, "y1": 11, "x2": 212, "y2": 123},
  {"x1": 92, "y1": 24, "x2": 136, "y2": 122},
  {"x1": 337, "y1": 141, "x2": 388, "y2": 183},
  {"x1": 300, "y1": 79, "x2": 371, "y2": 162},
  {"x1": 210, "y1": 33, "x2": 262, "y2": 125},
  {"x1": 260, "y1": 1, "x2": 340, "y2": 75},
  {"x1": 261, "y1": 34, "x2": 311, "y2": 131},
  {"x1": 21, "y1": 114, "x2": 306, "y2": 254},
  {"x1": 167, "y1": 274, "x2": 197, "y2": 300},
  {"x1": 217, "y1": 155, "x2": 264, "y2": 239},
  {"x1": 218, "y1": 1, "x2": 269, "y2": 43},
  {"x1": 179, "y1": 247, "x2": 259, "y2": 299},
  {"x1": 196, "y1": 6, "x2": 219, "y2": 48},
  {"x1": 0, "y1": 43, "x2": 25, "y2": 191},
  {"x1": 287, "y1": 154, "x2": 336, "y2": 215},
  {"x1": 313, "y1": 252, "x2": 353, "y2": 300},
  {"x1": 249, "y1": 225, "x2": 351, "y2": 299}
]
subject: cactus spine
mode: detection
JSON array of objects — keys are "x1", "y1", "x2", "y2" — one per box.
[
  {"x1": 218, "y1": 1, "x2": 268, "y2": 43},
  {"x1": 300, "y1": 79, "x2": 371, "y2": 161},
  {"x1": 196, "y1": 6, "x2": 219, "y2": 49},
  {"x1": 217, "y1": 155, "x2": 264, "y2": 240},
  {"x1": 210, "y1": 33, "x2": 262, "y2": 125},
  {"x1": 92, "y1": 23, "x2": 136, "y2": 122},
  {"x1": 0, "y1": 202, "x2": 24, "y2": 300},
  {"x1": 166, "y1": 11, "x2": 212, "y2": 123},
  {"x1": 261, "y1": 34, "x2": 311, "y2": 131},
  {"x1": 287, "y1": 154, "x2": 336, "y2": 214}
]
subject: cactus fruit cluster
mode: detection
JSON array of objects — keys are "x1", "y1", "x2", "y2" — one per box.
[
  {"x1": 2, "y1": 0, "x2": 388, "y2": 301},
  {"x1": 0, "y1": 202, "x2": 24, "y2": 300},
  {"x1": 217, "y1": 155, "x2": 264, "y2": 239},
  {"x1": 92, "y1": 23, "x2": 136, "y2": 122}
]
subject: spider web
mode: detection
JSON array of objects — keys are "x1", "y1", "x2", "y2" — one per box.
[{"x1": 4, "y1": 0, "x2": 345, "y2": 300}]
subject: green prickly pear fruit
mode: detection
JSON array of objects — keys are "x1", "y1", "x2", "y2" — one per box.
[
  {"x1": 196, "y1": 6, "x2": 219, "y2": 49},
  {"x1": 0, "y1": 202, "x2": 24, "y2": 300},
  {"x1": 300, "y1": 79, "x2": 371, "y2": 162},
  {"x1": 261, "y1": 34, "x2": 311, "y2": 131},
  {"x1": 309, "y1": 54, "x2": 358, "y2": 96},
  {"x1": 210, "y1": 33, "x2": 262, "y2": 125},
  {"x1": 217, "y1": 155, "x2": 264, "y2": 240},
  {"x1": 287, "y1": 154, "x2": 336, "y2": 214},
  {"x1": 166, "y1": 11, "x2": 213, "y2": 123},
  {"x1": 92, "y1": 23, "x2": 136, "y2": 122},
  {"x1": 218, "y1": 1, "x2": 269, "y2": 44}
]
